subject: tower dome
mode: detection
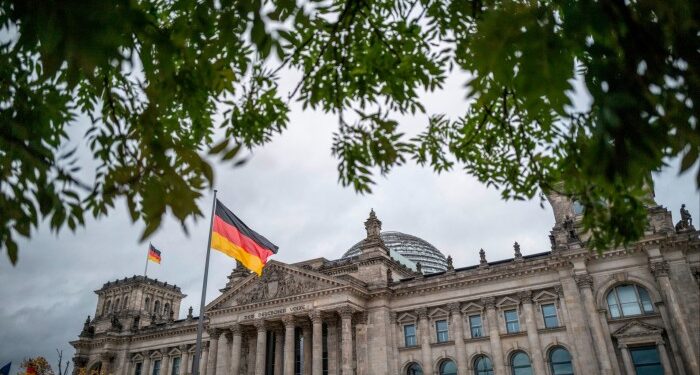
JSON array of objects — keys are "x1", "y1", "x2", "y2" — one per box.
[{"x1": 342, "y1": 231, "x2": 448, "y2": 274}]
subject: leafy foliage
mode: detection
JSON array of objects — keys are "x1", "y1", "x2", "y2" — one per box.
[
  {"x1": 18, "y1": 357, "x2": 54, "y2": 375},
  {"x1": 1, "y1": 0, "x2": 697, "y2": 262}
]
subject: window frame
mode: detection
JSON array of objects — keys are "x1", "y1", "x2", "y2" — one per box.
[
  {"x1": 510, "y1": 351, "x2": 532, "y2": 375},
  {"x1": 541, "y1": 303, "x2": 559, "y2": 329},
  {"x1": 134, "y1": 362, "x2": 143, "y2": 375},
  {"x1": 403, "y1": 323, "x2": 417, "y2": 347},
  {"x1": 152, "y1": 359, "x2": 161, "y2": 375},
  {"x1": 504, "y1": 309, "x2": 520, "y2": 334},
  {"x1": 435, "y1": 319, "x2": 449, "y2": 343},
  {"x1": 629, "y1": 345, "x2": 663, "y2": 374},
  {"x1": 473, "y1": 355, "x2": 494, "y2": 375},
  {"x1": 468, "y1": 314, "x2": 483, "y2": 338},
  {"x1": 406, "y1": 362, "x2": 423, "y2": 375},
  {"x1": 548, "y1": 347, "x2": 574, "y2": 375},
  {"x1": 439, "y1": 360, "x2": 457, "y2": 375},
  {"x1": 606, "y1": 284, "x2": 654, "y2": 319}
]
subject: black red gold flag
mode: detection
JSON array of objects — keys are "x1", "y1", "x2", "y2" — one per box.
[{"x1": 210, "y1": 199, "x2": 278, "y2": 275}]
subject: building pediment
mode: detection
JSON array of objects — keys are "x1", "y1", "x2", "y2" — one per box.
[
  {"x1": 613, "y1": 320, "x2": 663, "y2": 338},
  {"x1": 207, "y1": 261, "x2": 351, "y2": 310}
]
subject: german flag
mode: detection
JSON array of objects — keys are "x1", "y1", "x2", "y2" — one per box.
[
  {"x1": 211, "y1": 199, "x2": 278, "y2": 276},
  {"x1": 148, "y1": 243, "x2": 162, "y2": 264}
]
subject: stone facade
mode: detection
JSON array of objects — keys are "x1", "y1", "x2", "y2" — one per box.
[{"x1": 71, "y1": 197, "x2": 700, "y2": 375}]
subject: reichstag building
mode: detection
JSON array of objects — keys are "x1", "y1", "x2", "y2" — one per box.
[{"x1": 71, "y1": 192, "x2": 700, "y2": 375}]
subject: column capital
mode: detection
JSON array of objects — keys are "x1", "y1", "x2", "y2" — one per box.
[
  {"x1": 352, "y1": 311, "x2": 368, "y2": 325},
  {"x1": 553, "y1": 285, "x2": 564, "y2": 297},
  {"x1": 230, "y1": 323, "x2": 241, "y2": 335},
  {"x1": 254, "y1": 319, "x2": 266, "y2": 332},
  {"x1": 309, "y1": 310, "x2": 323, "y2": 324},
  {"x1": 207, "y1": 327, "x2": 222, "y2": 339},
  {"x1": 415, "y1": 307, "x2": 428, "y2": 319},
  {"x1": 481, "y1": 296, "x2": 496, "y2": 310},
  {"x1": 282, "y1": 314, "x2": 296, "y2": 327},
  {"x1": 518, "y1": 290, "x2": 533, "y2": 303},
  {"x1": 338, "y1": 306, "x2": 354, "y2": 319},
  {"x1": 574, "y1": 274, "x2": 594, "y2": 290},
  {"x1": 389, "y1": 311, "x2": 398, "y2": 324},
  {"x1": 446, "y1": 303, "x2": 461, "y2": 315},
  {"x1": 179, "y1": 344, "x2": 189, "y2": 352},
  {"x1": 650, "y1": 260, "x2": 670, "y2": 278}
]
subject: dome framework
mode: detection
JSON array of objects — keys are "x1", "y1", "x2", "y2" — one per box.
[{"x1": 343, "y1": 231, "x2": 448, "y2": 274}]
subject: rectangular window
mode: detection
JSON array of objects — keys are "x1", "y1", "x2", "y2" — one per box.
[
  {"x1": 469, "y1": 315, "x2": 483, "y2": 338},
  {"x1": 630, "y1": 346, "x2": 663, "y2": 375},
  {"x1": 435, "y1": 320, "x2": 449, "y2": 342},
  {"x1": 504, "y1": 309, "x2": 520, "y2": 333},
  {"x1": 135, "y1": 363, "x2": 142, "y2": 375},
  {"x1": 404, "y1": 324, "x2": 417, "y2": 347},
  {"x1": 152, "y1": 360, "x2": 161, "y2": 375},
  {"x1": 541, "y1": 304, "x2": 559, "y2": 328},
  {"x1": 170, "y1": 357, "x2": 180, "y2": 375}
]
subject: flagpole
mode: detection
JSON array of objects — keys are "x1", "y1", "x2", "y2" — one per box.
[
  {"x1": 144, "y1": 243, "x2": 150, "y2": 277},
  {"x1": 192, "y1": 190, "x2": 217, "y2": 375}
]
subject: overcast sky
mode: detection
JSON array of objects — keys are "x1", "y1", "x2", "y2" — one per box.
[{"x1": 0, "y1": 70, "x2": 697, "y2": 371}]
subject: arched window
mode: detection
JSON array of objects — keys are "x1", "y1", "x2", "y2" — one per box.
[
  {"x1": 474, "y1": 356, "x2": 494, "y2": 375},
  {"x1": 439, "y1": 360, "x2": 457, "y2": 375},
  {"x1": 145, "y1": 298, "x2": 150, "y2": 311},
  {"x1": 105, "y1": 300, "x2": 112, "y2": 314},
  {"x1": 511, "y1": 352, "x2": 533, "y2": 375},
  {"x1": 606, "y1": 284, "x2": 654, "y2": 318},
  {"x1": 154, "y1": 300, "x2": 161, "y2": 314},
  {"x1": 123, "y1": 297, "x2": 128, "y2": 309},
  {"x1": 115, "y1": 298, "x2": 120, "y2": 311},
  {"x1": 549, "y1": 347, "x2": 574, "y2": 375},
  {"x1": 406, "y1": 362, "x2": 423, "y2": 375},
  {"x1": 164, "y1": 303, "x2": 170, "y2": 317}
]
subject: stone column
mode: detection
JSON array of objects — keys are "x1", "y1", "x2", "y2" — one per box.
[
  {"x1": 519, "y1": 292, "x2": 546, "y2": 375},
  {"x1": 575, "y1": 274, "x2": 614, "y2": 375},
  {"x1": 309, "y1": 311, "x2": 323, "y2": 375},
  {"x1": 447, "y1": 303, "x2": 468, "y2": 375},
  {"x1": 143, "y1": 353, "x2": 152, "y2": 375},
  {"x1": 163, "y1": 353, "x2": 171, "y2": 375},
  {"x1": 656, "y1": 340, "x2": 673, "y2": 375},
  {"x1": 416, "y1": 307, "x2": 434, "y2": 375},
  {"x1": 655, "y1": 302, "x2": 686, "y2": 375},
  {"x1": 200, "y1": 343, "x2": 209, "y2": 375},
  {"x1": 598, "y1": 309, "x2": 622, "y2": 375},
  {"x1": 180, "y1": 346, "x2": 190, "y2": 375},
  {"x1": 282, "y1": 316, "x2": 296, "y2": 375},
  {"x1": 216, "y1": 331, "x2": 229, "y2": 375},
  {"x1": 230, "y1": 324, "x2": 243, "y2": 375},
  {"x1": 206, "y1": 329, "x2": 220, "y2": 375},
  {"x1": 651, "y1": 260, "x2": 699, "y2": 374},
  {"x1": 327, "y1": 320, "x2": 339, "y2": 375},
  {"x1": 388, "y1": 313, "x2": 399, "y2": 375},
  {"x1": 255, "y1": 320, "x2": 267, "y2": 375},
  {"x1": 558, "y1": 275, "x2": 598, "y2": 374},
  {"x1": 339, "y1": 307, "x2": 354, "y2": 375},
  {"x1": 274, "y1": 330, "x2": 284, "y2": 375},
  {"x1": 619, "y1": 344, "x2": 635, "y2": 375},
  {"x1": 301, "y1": 323, "x2": 312, "y2": 375},
  {"x1": 482, "y1": 297, "x2": 505, "y2": 375}
]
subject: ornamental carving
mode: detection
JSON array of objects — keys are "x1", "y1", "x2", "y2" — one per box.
[
  {"x1": 309, "y1": 310, "x2": 322, "y2": 323},
  {"x1": 650, "y1": 260, "x2": 669, "y2": 279},
  {"x1": 518, "y1": 290, "x2": 533, "y2": 303},
  {"x1": 207, "y1": 328, "x2": 221, "y2": 339},
  {"x1": 230, "y1": 323, "x2": 241, "y2": 335},
  {"x1": 282, "y1": 315, "x2": 296, "y2": 326},
  {"x1": 574, "y1": 274, "x2": 593, "y2": 290},
  {"x1": 415, "y1": 307, "x2": 428, "y2": 319},
  {"x1": 235, "y1": 267, "x2": 320, "y2": 305},
  {"x1": 338, "y1": 306, "x2": 354, "y2": 318},
  {"x1": 446, "y1": 303, "x2": 461, "y2": 315},
  {"x1": 254, "y1": 320, "x2": 266, "y2": 332},
  {"x1": 481, "y1": 296, "x2": 496, "y2": 309}
]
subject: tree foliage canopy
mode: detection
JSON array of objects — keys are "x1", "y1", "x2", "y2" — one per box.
[{"x1": 1, "y1": 0, "x2": 698, "y2": 263}]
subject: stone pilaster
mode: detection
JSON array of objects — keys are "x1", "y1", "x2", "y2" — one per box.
[
  {"x1": 274, "y1": 330, "x2": 284, "y2": 375},
  {"x1": 215, "y1": 330, "x2": 229, "y2": 375},
  {"x1": 310, "y1": 311, "x2": 323, "y2": 375},
  {"x1": 255, "y1": 320, "x2": 267, "y2": 375},
  {"x1": 179, "y1": 346, "x2": 190, "y2": 375},
  {"x1": 557, "y1": 275, "x2": 598, "y2": 374},
  {"x1": 575, "y1": 274, "x2": 614, "y2": 375},
  {"x1": 339, "y1": 307, "x2": 354, "y2": 375},
  {"x1": 230, "y1": 324, "x2": 242, "y2": 375},
  {"x1": 519, "y1": 291, "x2": 545, "y2": 375},
  {"x1": 206, "y1": 329, "x2": 220, "y2": 375},
  {"x1": 388, "y1": 312, "x2": 399, "y2": 375},
  {"x1": 482, "y1": 297, "x2": 505, "y2": 375},
  {"x1": 651, "y1": 260, "x2": 699, "y2": 374},
  {"x1": 302, "y1": 323, "x2": 311, "y2": 375},
  {"x1": 416, "y1": 307, "x2": 433, "y2": 375},
  {"x1": 327, "y1": 321, "x2": 339, "y2": 375},
  {"x1": 447, "y1": 303, "x2": 467, "y2": 375},
  {"x1": 143, "y1": 352, "x2": 152, "y2": 375},
  {"x1": 282, "y1": 315, "x2": 296, "y2": 375},
  {"x1": 199, "y1": 343, "x2": 209, "y2": 375}
]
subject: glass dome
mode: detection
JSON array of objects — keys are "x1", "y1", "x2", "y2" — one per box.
[{"x1": 342, "y1": 231, "x2": 448, "y2": 274}]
